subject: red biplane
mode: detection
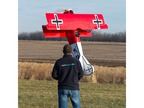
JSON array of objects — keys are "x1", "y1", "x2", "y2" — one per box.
[{"x1": 42, "y1": 9, "x2": 108, "y2": 75}]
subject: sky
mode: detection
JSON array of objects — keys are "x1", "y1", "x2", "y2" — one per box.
[{"x1": 18, "y1": 0, "x2": 126, "y2": 34}]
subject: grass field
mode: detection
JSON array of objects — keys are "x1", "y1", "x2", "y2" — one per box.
[
  {"x1": 18, "y1": 40, "x2": 126, "y2": 107},
  {"x1": 19, "y1": 80, "x2": 126, "y2": 108},
  {"x1": 18, "y1": 40, "x2": 126, "y2": 67}
]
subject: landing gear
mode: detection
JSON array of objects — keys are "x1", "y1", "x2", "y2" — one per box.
[{"x1": 75, "y1": 30, "x2": 80, "y2": 37}]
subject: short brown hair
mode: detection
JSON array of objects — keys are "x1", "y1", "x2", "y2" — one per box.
[{"x1": 63, "y1": 44, "x2": 72, "y2": 54}]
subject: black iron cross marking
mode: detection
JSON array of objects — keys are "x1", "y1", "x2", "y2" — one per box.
[
  {"x1": 85, "y1": 67, "x2": 93, "y2": 72},
  {"x1": 51, "y1": 14, "x2": 63, "y2": 30},
  {"x1": 92, "y1": 15, "x2": 103, "y2": 29}
]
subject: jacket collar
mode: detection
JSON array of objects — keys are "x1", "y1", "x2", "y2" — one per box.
[{"x1": 63, "y1": 54, "x2": 72, "y2": 58}]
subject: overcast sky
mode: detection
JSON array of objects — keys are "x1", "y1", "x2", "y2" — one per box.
[{"x1": 18, "y1": 0, "x2": 126, "y2": 33}]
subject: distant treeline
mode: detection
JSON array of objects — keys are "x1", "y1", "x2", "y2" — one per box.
[{"x1": 18, "y1": 31, "x2": 126, "y2": 42}]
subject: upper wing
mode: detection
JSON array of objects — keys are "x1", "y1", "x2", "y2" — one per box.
[
  {"x1": 45, "y1": 13, "x2": 108, "y2": 30},
  {"x1": 42, "y1": 13, "x2": 108, "y2": 38}
]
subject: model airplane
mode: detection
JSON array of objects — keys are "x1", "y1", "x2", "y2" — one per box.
[{"x1": 42, "y1": 9, "x2": 108, "y2": 75}]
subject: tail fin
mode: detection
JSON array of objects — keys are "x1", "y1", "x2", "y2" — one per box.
[{"x1": 79, "y1": 56, "x2": 94, "y2": 75}]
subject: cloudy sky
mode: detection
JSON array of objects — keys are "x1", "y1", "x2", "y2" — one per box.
[{"x1": 18, "y1": 0, "x2": 126, "y2": 33}]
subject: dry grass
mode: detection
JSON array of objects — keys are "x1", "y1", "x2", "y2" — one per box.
[
  {"x1": 94, "y1": 66, "x2": 126, "y2": 84},
  {"x1": 18, "y1": 62, "x2": 54, "y2": 80},
  {"x1": 18, "y1": 62, "x2": 126, "y2": 84}
]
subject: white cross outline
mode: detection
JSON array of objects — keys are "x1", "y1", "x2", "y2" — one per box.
[
  {"x1": 51, "y1": 14, "x2": 63, "y2": 30},
  {"x1": 92, "y1": 15, "x2": 103, "y2": 29}
]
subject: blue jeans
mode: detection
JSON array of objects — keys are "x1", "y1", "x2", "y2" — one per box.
[{"x1": 58, "y1": 89, "x2": 81, "y2": 108}]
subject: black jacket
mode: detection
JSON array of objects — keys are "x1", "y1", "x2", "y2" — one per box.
[{"x1": 52, "y1": 55, "x2": 83, "y2": 90}]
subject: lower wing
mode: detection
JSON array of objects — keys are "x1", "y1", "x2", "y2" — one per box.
[
  {"x1": 42, "y1": 25, "x2": 92, "y2": 38},
  {"x1": 42, "y1": 25, "x2": 66, "y2": 38}
]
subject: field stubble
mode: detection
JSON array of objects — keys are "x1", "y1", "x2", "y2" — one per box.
[
  {"x1": 18, "y1": 62, "x2": 126, "y2": 84},
  {"x1": 18, "y1": 40, "x2": 126, "y2": 67},
  {"x1": 18, "y1": 40, "x2": 126, "y2": 84}
]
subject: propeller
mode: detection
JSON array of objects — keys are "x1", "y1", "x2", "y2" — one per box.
[{"x1": 55, "y1": 8, "x2": 74, "y2": 13}]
